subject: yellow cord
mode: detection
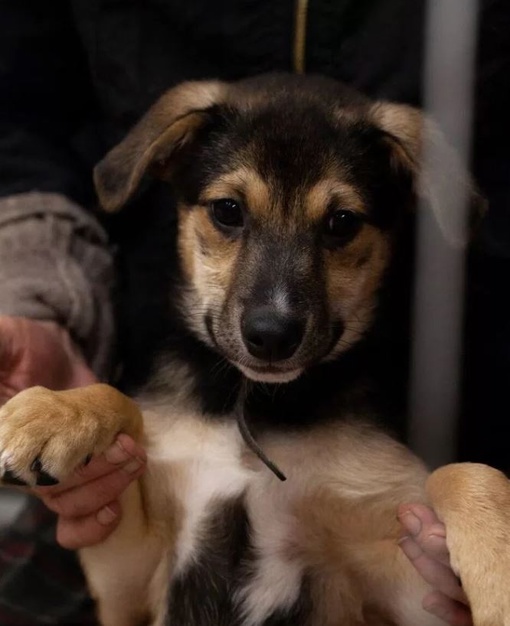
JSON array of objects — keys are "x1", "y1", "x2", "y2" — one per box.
[{"x1": 293, "y1": 0, "x2": 309, "y2": 74}]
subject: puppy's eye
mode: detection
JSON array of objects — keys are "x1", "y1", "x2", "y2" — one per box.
[
  {"x1": 210, "y1": 199, "x2": 244, "y2": 230},
  {"x1": 324, "y1": 210, "x2": 363, "y2": 245}
]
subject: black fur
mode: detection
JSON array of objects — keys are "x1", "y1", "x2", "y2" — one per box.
[
  {"x1": 166, "y1": 498, "x2": 249, "y2": 625},
  {"x1": 165, "y1": 498, "x2": 312, "y2": 626}
]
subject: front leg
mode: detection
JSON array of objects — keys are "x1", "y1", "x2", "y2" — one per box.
[
  {"x1": 0, "y1": 384, "x2": 156, "y2": 626},
  {"x1": 79, "y1": 476, "x2": 167, "y2": 626},
  {"x1": 427, "y1": 463, "x2": 510, "y2": 626}
]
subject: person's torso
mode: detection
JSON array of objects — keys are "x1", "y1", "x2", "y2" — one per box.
[{"x1": 70, "y1": 0, "x2": 426, "y2": 143}]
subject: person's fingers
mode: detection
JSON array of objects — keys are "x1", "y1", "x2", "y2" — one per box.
[
  {"x1": 398, "y1": 504, "x2": 467, "y2": 605},
  {"x1": 423, "y1": 591, "x2": 474, "y2": 626},
  {"x1": 41, "y1": 460, "x2": 146, "y2": 518},
  {"x1": 53, "y1": 437, "x2": 147, "y2": 548},
  {"x1": 35, "y1": 434, "x2": 146, "y2": 494},
  {"x1": 35, "y1": 434, "x2": 146, "y2": 519},
  {"x1": 56, "y1": 501, "x2": 122, "y2": 550},
  {"x1": 398, "y1": 535, "x2": 467, "y2": 604},
  {"x1": 398, "y1": 503, "x2": 451, "y2": 567}
]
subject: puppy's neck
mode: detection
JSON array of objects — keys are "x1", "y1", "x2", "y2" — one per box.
[{"x1": 139, "y1": 329, "x2": 378, "y2": 433}]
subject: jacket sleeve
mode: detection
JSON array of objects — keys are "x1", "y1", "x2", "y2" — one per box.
[{"x1": 0, "y1": 2, "x2": 115, "y2": 377}]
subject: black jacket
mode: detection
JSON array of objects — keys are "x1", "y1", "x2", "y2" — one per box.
[{"x1": 0, "y1": 0, "x2": 508, "y2": 217}]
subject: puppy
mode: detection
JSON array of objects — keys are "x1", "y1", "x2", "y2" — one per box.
[{"x1": 1, "y1": 74, "x2": 509, "y2": 626}]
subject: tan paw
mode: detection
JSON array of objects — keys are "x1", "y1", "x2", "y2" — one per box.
[
  {"x1": 0, "y1": 386, "x2": 122, "y2": 487},
  {"x1": 427, "y1": 463, "x2": 510, "y2": 626}
]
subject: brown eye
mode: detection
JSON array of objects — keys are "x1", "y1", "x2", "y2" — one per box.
[
  {"x1": 324, "y1": 209, "x2": 363, "y2": 245},
  {"x1": 210, "y1": 199, "x2": 244, "y2": 230}
]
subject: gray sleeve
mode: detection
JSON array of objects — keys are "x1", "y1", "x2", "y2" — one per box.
[{"x1": 0, "y1": 192, "x2": 115, "y2": 379}]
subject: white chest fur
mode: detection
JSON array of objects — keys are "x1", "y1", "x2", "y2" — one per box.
[
  {"x1": 140, "y1": 405, "x2": 307, "y2": 625},
  {"x1": 143, "y1": 408, "x2": 252, "y2": 571}
]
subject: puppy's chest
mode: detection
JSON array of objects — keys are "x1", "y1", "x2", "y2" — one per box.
[{"x1": 142, "y1": 409, "x2": 310, "y2": 626}]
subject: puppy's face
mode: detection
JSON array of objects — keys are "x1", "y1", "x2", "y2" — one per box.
[
  {"x1": 174, "y1": 98, "x2": 408, "y2": 383},
  {"x1": 95, "y1": 75, "x2": 483, "y2": 384}
]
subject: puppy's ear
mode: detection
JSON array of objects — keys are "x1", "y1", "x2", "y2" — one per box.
[
  {"x1": 94, "y1": 81, "x2": 227, "y2": 212},
  {"x1": 371, "y1": 102, "x2": 486, "y2": 244}
]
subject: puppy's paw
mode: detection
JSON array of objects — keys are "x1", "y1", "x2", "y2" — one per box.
[
  {"x1": 454, "y1": 540, "x2": 510, "y2": 626},
  {"x1": 0, "y1": 386, "x2": 123, "y2": 487},
  {"x1": 427, "y1": 463, "x2": 510, "y2": 626}
]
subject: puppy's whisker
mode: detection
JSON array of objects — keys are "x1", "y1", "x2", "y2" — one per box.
[{"x1": 209, "y1": 356, "x2": 231, "y2": 379}]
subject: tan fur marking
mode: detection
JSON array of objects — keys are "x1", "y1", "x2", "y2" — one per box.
[
  {"x1": 306, "y1": 179, "x2": 367, "y2": 222},
  {"x1": 324, "y1": 226, "x2": 391, "y2": 352},
  {"x1": 177, "y1": 203, "x2": 242, "y2": 346},
  {"x1": 178, "y1": 205, "x2": 241, "y2": 287},
  {"x1": 177, "y1": 207, "x2": 196, "y2": 283},
  {"x1": 200, "y1": 166, "x2": 271, "y2": 221},
  {"x1": 371, "y1": 103, "x2": 423, "y2": 159}
]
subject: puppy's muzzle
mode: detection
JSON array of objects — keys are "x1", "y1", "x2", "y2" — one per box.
[{"x1": 241, "y1": 306, "x2": 305, "y2": 362}]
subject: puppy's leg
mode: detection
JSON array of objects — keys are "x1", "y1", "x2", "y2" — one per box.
[
  {"x1": 79, "y1": 480, "x2": 168, "y2": 626},
  {"x1": 355, "y1": 538, "x2": 448, "y2": 626},
  {"x1": 427, "y1": 463, "x2": 510, "y2": 626},
  {"x1": 0, "y1": 384, "x2": 154, "y2": 626},
  {"x1": 295, "y1": 494, "x2": 445, "y2": 626}
]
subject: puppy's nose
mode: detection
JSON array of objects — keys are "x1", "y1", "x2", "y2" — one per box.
[{"x1": 241, "y1": 307, "x2": 305, "y2": 361}]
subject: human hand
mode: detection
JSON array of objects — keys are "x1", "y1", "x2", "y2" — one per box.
[
  {"x1": 35, "y1": 433, "x2": 147, "y2": 549},
  {"x1": 0, "y1": 315, "x2": 95, "y2": 401},
  {"x1": 398, "y1": 503, "x2": 473, "y2": 626},
  {"x1": 0, "y1": 315, "x2": 146, "y2": 548}
]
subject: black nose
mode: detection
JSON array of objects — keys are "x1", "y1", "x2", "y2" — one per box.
[{"x1": 241, "y1": 307, "x2": 305, "y2": 361}]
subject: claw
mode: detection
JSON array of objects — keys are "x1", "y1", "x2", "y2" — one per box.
[
  {"x1": 2, "y1": 469, "x2": 28, "y2": 487},
  {"x1": 30, "y1": 457, "x2": 42, "y2": 473},
  {"x1": 30, "y1": 457, "x2": 59, "y2": 486},
  {"x1": 35, "y1": 470, "x2": 59, "y2": 487}
]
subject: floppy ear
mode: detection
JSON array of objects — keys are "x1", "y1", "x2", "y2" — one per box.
[
  {"x1": 370, "y1": 102, "x2": 486, "y2": 245},
  {"x1": 94, "y1": 80, "x2": 227, "y2": 212}
]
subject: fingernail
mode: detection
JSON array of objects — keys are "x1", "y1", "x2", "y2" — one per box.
[
  {"x1": 96, "y1": 505, "x2": 118, "y2": 525},
  {"x1": 105, "y1": 439, "x2": 130, "y2": 465},
  {"x1": 401, "y1": 511, "x2": 422, "y2": 537},
  {"x1": 397, "y1": 535, "x2": 422, "y2": 560},
  {"x1": 123, "y1": 458, "x2": 143, "y2": 474}
]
